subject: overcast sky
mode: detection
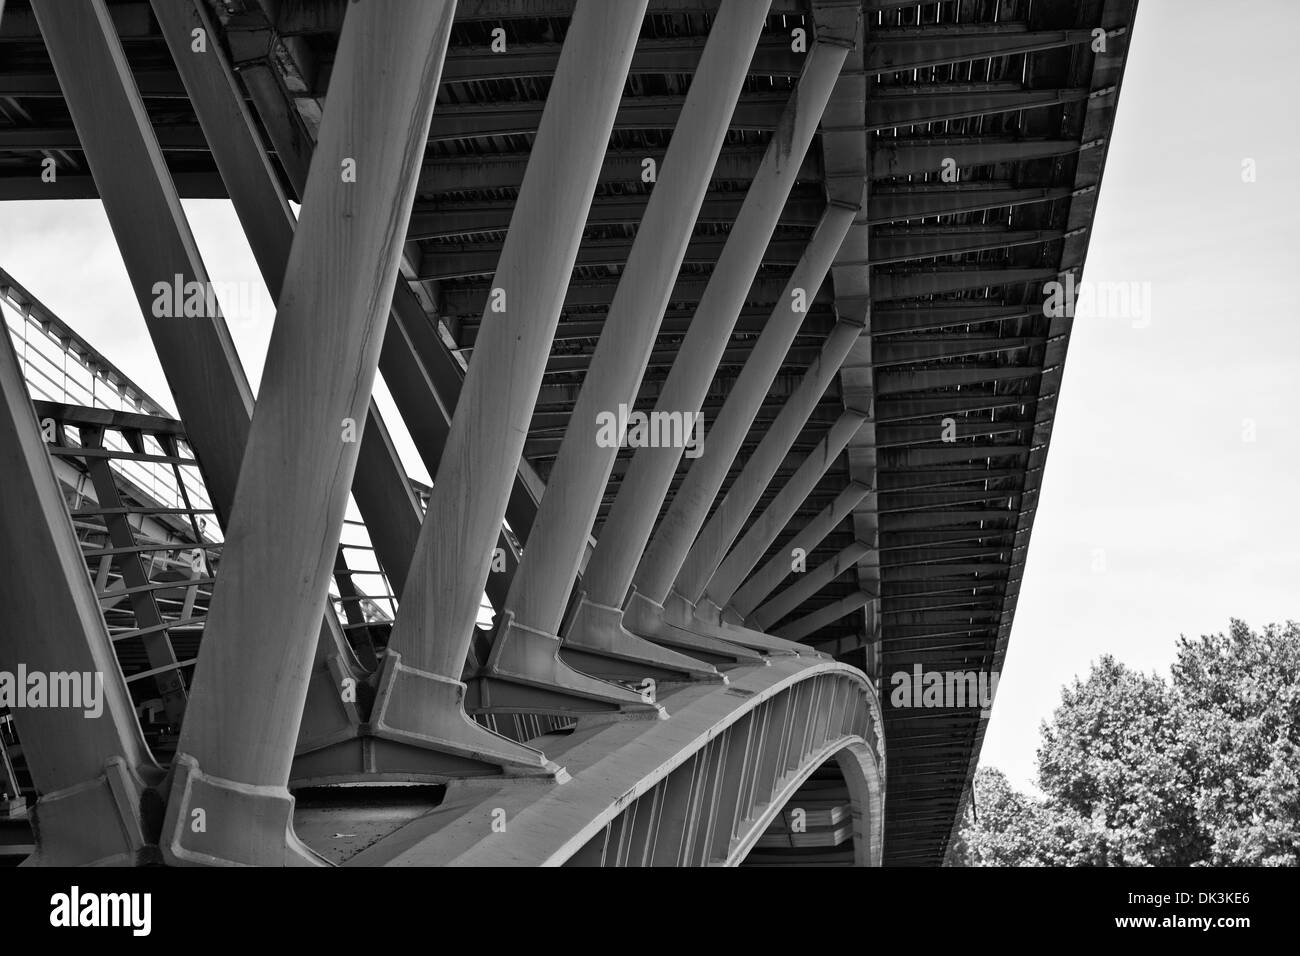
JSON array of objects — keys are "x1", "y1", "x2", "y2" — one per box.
[
  {"x1": 1, "y1": 0, "x2": 1295, "y2": 793},
  {"x1": 981, "y1": 0, "x2": 1300, "y2": 789}
]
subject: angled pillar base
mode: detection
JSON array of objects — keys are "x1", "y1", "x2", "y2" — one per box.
[
  {"x1": 682, "y1": 594, "x2": 823, "y2": 657},
  {"x1": 562, "y1": 596, "x2": 724, "y2": 683},
  {"x1": 23, "y1": 757, "x2": 163, "y2": 867},
  {"x1": 369, "y1": 653, "x2": 567, "y2": 778},
  {"x1": 623, "y1": 591, "x2": 767, "y2": 667},
  {"x1": 161, "y1": 754, "x2": 326, "y2": 867},
  {"x1": 471, "y1": 615, "x2": 666, "y2": 719},
  {"x1": 287, "y1": 653, "x2": 567, "y2": 786}
]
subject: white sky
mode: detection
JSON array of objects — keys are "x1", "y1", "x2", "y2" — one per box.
[
  {"x1": 982, "y1": 0, "x2": 1300, "y2": 789},
  {"x1": 0, "y1": 0, "x2": 1295, "y2": 791}
]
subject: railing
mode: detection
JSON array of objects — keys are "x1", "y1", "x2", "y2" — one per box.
[
  {"x1": 3, "y1": 263, "x2": 519, "y2": 773},
  {"x1": 1, "y1": 268, "x2": 213, "y2": 517},
  {"x1": 0, "y1": 266, "x2": 399, "y2": 762}
]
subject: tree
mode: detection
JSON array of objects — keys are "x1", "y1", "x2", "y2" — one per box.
[
  {"x1": 945, "y1": 767, "x2": 1102, "y2": 866},
  {"x1": 1036, "y1": 655, "x2": 1208, "y2": 865},
  {"x1": 1174, "y1": 620, "x2": 1300, "y2": 866},
  {"x1": 946, "y1": 619, "x2": 1299, "y2": 866}
]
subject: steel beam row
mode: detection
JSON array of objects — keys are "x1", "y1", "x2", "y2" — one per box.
[{"x1": 0, "y1": 0, "x2": 1129, "y2": 866}]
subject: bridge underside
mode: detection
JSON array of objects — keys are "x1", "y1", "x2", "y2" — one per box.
[{"x1": 0, "y1": 0, "x2": 1134, "y2": 865}]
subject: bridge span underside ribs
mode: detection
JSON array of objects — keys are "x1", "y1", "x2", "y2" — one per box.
[{"x1": 0, "y1": 0, "x2": 1136, "y2": 866}]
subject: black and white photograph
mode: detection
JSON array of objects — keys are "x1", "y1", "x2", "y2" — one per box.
[{"x1": 0, "y1": 0, "x2": 1293, "y2": 937}]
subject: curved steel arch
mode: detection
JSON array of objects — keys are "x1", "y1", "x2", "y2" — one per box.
[
  {"x1": 727, "y1": 739, "x2": 883, "y2": 867},
  {"x1": 568, "y1": 668, "x2": 884, "y2": 867},
  {"x1": 344, "y1": 657, "x2": 884, "y2": 867}
]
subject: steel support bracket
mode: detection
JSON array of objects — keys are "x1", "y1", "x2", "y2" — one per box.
[
  {"x1": 622, "y1": 591, "x2": 768, "y2": 668},
  {"x1": 471, "y1": 614, "x2": 666, "y2": 719},
  {"x1": 683, "y1": 593, "x2": 825, "y2": 658},
  {"x1": 24, "y1": 757, "x2": 163, "y2": 867},
  {"x1": 161, "y1": 755, "x2": 326, "y2": 867},
  {"x1": 562, "y1": 596, "x2": 725, "y2": 684},
  {"x1": 288, "y1": 651, "x2": 569, "y2": 786}
]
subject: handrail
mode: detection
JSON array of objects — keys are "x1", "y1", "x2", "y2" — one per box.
[{"x1": 1, "y1": 265, "x2": 172, "y2": 418}]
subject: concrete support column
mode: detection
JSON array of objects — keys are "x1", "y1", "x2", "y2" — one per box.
[
  {"x1": 373, "y1": 0, "x2": 648, "y2": 769},
  {"x1": 31, "y1": 0, "x2": 253, "y2": 522},
  {"x1": 672, "y1": 317, "x2": 866, "y2": 606},
  {"x1": 0, "y1": 322, "x2": 162, "y2": 866},
  {"x1": 160, "y1": 0, "x2": 455, "y2": 866},
  {"x1": 487, "y1": 0, "x2": 773, "y2": 704},
  {"x1": 151, "y1": 0, "x2": 425, "y2": 612},
  {"x1": 701, "y1": 410, "x2": 868, "y2": 614},
  {"x1": 152, "y1": 0, "x2": 431, "y2": 764},
  {"x1": 577, "y1": 34, "x2": 855, "y2": 620},
  {"x1": 775, "y1": 591, "x2": 872, "y2": 644},
  {"x1": 375, "y1": 283, "x2": 530, "y2": 617},
  {"x1": 152, "y1": 0, "x2": 534, "y2": 675},
  {"x1": 750, "y1": 541, "x2": 871, "y2": 631},
  {"x1": 632, "y1": 202, "x2": 859, "y2": 607},
  {"x1": 729, "y1": 481, "x2": 871, "y2": 620},
  {"x1": 34, "y1": 0, "x2": 366, "y2": 768}
]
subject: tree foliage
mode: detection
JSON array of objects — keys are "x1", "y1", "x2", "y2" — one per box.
[{"x1": 945, "y1": 619, "x2": 1300, "y2": 866}]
